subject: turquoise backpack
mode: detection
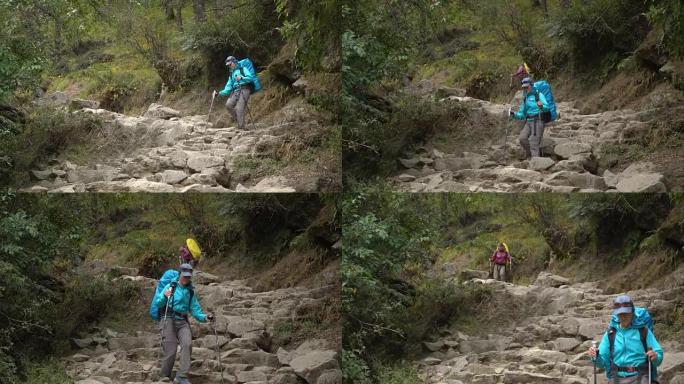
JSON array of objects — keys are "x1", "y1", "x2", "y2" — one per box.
[
  {"x1": 532, "y1": 80, "x2": 557, "y2": 122},
  {"x1": 237, "y1": 58, "x2": 262, "y2": 93}
]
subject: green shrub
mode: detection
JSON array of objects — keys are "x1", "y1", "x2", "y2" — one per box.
[
  {"x1": 183, "y1": 4, "x2": 282, "y2": 84},
  {"x1": 344, "y1": 95, "x2": 469, "y2": 180},
  {"x1": 465, "y1": 70, "x2": 505, "y2": 100},
  {"x1": 549, "y1": 0, "x2": 650, "y2": 68},
  {"x1": 375, "y1": 364, "x2": 422, "y2": 384},
  {"x1": 56, "y1": 276, "x2": 141, "y2": 339},
  {"x1": 24, "y1": 359, "x2": 72, "y2": 384},
  {"x1": 342, "y1": 350, "x2": 373, "y2": 384},
  {"x1": 645, "y1": 0, "x2": 684, "y2": 57},
  {"x1": 2, "y1": 107, "x2": 103, "y2": 185},
  {"x1": 0, "y1": 22, "x2": 45, "y2": 101}
]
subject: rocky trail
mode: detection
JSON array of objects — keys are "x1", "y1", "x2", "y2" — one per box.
[
  {"x1": 64, "y1": 268, "x2": 340, "y2": 384},
  {"x1": 23, "y1": 94, "x2": 334, "y2": 193},
  {"x1": 392, "y1": 94, "x2": 683, "y2": 193},
  {"x1": 416, "y1": 271, "x2": 684, "y2": 384}
]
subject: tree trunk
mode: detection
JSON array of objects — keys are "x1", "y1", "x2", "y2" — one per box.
[
  {"x1": 162, "y1": 0, "x2": 175, "y2": 19},
  {"x1": 176, "y1": 0, "x2": 184, "y2": 31},
  {"x1": 193, "y1": 0, "x2": 206, "y2": 22},
  {"x1": 542, "y1": 0, "x2": 548, "y2": 19}
]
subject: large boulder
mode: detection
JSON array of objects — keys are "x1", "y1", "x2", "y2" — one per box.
[
  {"x1": 534, "y1": 272, "x2": 570, "y2": 288},
  {"x1": 289, "y1": 350, "x2": 339, "y2": 384},
  {"x1": 157, "y1": 170, "x2": 188, "y2": 185},
  {"x1": 168, "y1": 150, "x2": 189, "y2": 168},
  {"x1": 123, "y1": 179, "x2": 176, "y2": 193},
  {"x1": 226, "y1": 319, "x2": 266, "y2": 337},
  {"x1": 144, "y1": 103, "x2": 181, "y2": 119},
  {"x1": 192, "y1": 270, "x2": 219, "y2": 284},
  {"x1": 494, "y1": 167, "x2": 544, "y2": 183},
  {"x1": 553, "y1": 142, "x2": 592, "y2": 159},
  {"x1": 186, "y1": 153, "x2": 224, "y2": 172},
  {"x1": 249, "y1": 176, "x2": 297, "y2": 193},
  {"x1": 545, "y1": 171, "x2": 606, "y2": 190},
  {"x1": 616, "y1": 173, "x2": 666, "y2": 193},
  {"x1": 528, "y1": 157, "x2": 555, "y2": 171},
  {"x1": 150, "y1": 119, "x2": 193, "y2": 146}
]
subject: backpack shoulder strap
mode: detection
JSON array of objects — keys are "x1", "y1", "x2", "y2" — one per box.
[
  {"x1": 639, "y1": 326, "x2": 648, "y2": 352},
  {"x1": 188, "y1": 285, "x2": 195, "y2": 307},
  {"x1": 608, "y1": 327, "x2": 617, "y2": 378}
]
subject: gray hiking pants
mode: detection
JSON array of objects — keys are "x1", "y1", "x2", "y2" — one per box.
[
  {"x1": 519, "y1": 118, "x2": 545, "y2": 158},
  {"x1": 226, "y1": 85, "x2": 252, "y2": 130},
  {"x1": 159, "y1": 317, "x2": 192, "y2": 379},
  {"x1": 612, "y1": 374, "x2": 648, "y2": 384},
  {"x1": 493, "y1": 264, "x2": 506, "y2": 281}
]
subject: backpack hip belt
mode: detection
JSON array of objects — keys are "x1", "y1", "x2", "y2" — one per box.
[
  {"x1": 617, "y1": 365, "x2": 648, "y2": 373},
  {"x1": 161, "y1": 311, "x2": 190, "y2": 320}
]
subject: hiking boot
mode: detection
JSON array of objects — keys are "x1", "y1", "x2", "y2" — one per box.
[{"x1": 173, "y1": 378, "x2": 191, "y2": 384}]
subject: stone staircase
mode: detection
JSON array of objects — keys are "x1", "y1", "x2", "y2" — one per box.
[
  {"x1": 65, "y1": 271, "x2": 340, "y2": 384},
  {"x1": 392, "y1": 96, "x2": 681, "y2": 193},
  {"x1": 417, "y1": 272, "x2": 684, "y2": 384}
]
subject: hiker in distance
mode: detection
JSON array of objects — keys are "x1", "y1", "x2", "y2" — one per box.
[
  {"x1": 154, "y1": 263, "x2": 214, "y2": 384},
  {"x1": 489, "y1": 242, "x2": 512, "y2": 282},
  {"x1": 510, "y1": 77, "x2": 550, "y2": 158},
  {"x1": 179, "y1": 238, "x2": 201, "y2": 268},
  {"x1": 587, "y1": 295, "x2": 663, "y2": 384},
  {"x1": 217, "y1": 55, "x2": 262, "y2": 130}
]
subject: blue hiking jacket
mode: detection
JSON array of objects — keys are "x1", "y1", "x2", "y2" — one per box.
[
  {"x1": 594, "y1": 325, "x2": 663, "y2": 378},
  {"x1": 154, "y1": 281, "x2": 207, "y2": 322},
  {"x1": 514, "y1": 90, "x2": 549, "y2": 121},
  {"x1": 219, "y1": 62, "x2": 257, "y2": 97}
]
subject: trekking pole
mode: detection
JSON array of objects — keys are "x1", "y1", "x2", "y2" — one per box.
[
  {"x1": 648, "y1": 348, "x2": 652, "y2": 384},
  {"x1": 503, "y1": 108, "x2": 511, "y2": 163},
  {"x1": 158, "y1": 286, "x2": 174, "y2": 372},
  {"x1": 207, "y1": 90, "x2": 217, "y2": 123},
  {"x1": 591, "y1": 341, "x2": 597, "y2": 384},
  {"x1": 210, "y1": 321, "x2": 225, "y2": 384}
]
